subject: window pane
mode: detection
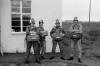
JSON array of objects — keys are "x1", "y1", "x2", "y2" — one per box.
[
  {"x1": 12, "y1": 21, "x2": 21, "y2": 26},
  {"x1": 12, "y1": 27, "x2": 21, "y2": 32},
  {"x1": 23, "y1": 20, "x2": 30, "y2": 26},
  {"x1": 12, "y1": 14, "x2": 21, "y2": 20},
  {"x1": 11, "y1": 0, "x2": 20, "y2": 7},
  {"x1": 22, "y1": 15, "x2": 31, "y2": 20},
  {"x1": 22, "y1": 8, "x2": 31, "y2": 13},
  {"x1": 12, "y1": 7, "x2": 20, "y2": 13},
  {"x1": 22, "y1": 1, "x2": 31, "y2": 7},
  {"x1": 23, "y1": 27, "x2": 27, "y2": 32}
]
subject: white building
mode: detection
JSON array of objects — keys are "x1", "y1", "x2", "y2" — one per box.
[{"x1": 0, "y1": 0, "x2": 62, "y2": 53}]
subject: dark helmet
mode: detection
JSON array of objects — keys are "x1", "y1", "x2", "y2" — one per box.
[
  {"x1": 30, "y1": 18, "x2": 35, "y2": 24},
  {"x1": 73, "y1": 17, "x2": 78, "y2": 21},
  {"x1": 39, "y1": 19, "x2": 44, "y2": 24},
  {"x1": 55, "y1": 19, "x2": 60, "y2": 24}
]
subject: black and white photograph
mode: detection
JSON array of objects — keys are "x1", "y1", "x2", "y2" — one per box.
[{"x1": 0, "y1": 0, "x2": 100, "y2": 66}]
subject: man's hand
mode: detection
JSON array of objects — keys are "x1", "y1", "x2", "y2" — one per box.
[
  {"x1": 51, "y1": 34, "x2": 54, "y2": 38},
  {"x1": 62, "y1": 34, "x2": 65, "y2": 36},
  {"x1": 40, "y1": 31, "x2": 48, "y2": 37}
]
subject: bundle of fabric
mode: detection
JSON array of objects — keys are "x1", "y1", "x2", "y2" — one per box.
[
  {"x1": 27, "y1": 31, "x2": 39, "y2": 41},
  {"x1": 70, "y1": 32, "x2": 82, "y2": 41},
  {"x1": 52, "y1": 32, "x2": 64, "y2": 41},
  {"x1": 40, "y1": 31, "x2": 48, "y2": 37}
]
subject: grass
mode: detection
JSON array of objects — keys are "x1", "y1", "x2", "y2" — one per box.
[{"x1": 62, "y1": 21, "x2": 100, "y2": 58}]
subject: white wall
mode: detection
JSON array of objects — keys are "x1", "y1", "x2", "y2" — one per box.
[
  {"x1": 0, "y1": 0, "x2": 1, "y2": 46},
  {"x1": 1, "y1": 0, "x2": 62, "y2": 53},
  {"x1": 1, "y1": 0, "x2": 26, "y2": 53},
  {"x1": 0, "y1": 0, "x2": 1, "y2": 23}
]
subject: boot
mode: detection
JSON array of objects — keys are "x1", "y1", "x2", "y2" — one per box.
[
  {"x1": 78, "y1": 58, "x2": 82, "y2": 63},
  {"x1": 35, "y1": 60, "x2": 41, "y2": 64},
  {"x1": 67, "y1": 56, "x2": 74, "y2": 60},
  {"x1": 49, "y1": 56, "x2": 55, "y2": 60},
  {"x1": 24, "y1": 59, "x2": 29, "y2": 63},
  {"x1": 60, "y1": 57, "x2": 66, "y2": 60},
  {"x1": 40, "y1": 55, "x2": 45, "y2": 60}
]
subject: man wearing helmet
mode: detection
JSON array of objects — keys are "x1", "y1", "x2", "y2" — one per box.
[
  {"x1": 37, "y1": 20, "x2": 48, "y2": 60},
  {"x1": 68, "y1": 17, "x2": 83, "y2": 63},
  {"x1": 25, "y1": 18, "x2": 41, "y2": 63},
  {"x1": 50, "y1": 19, "x2": 66, "y2": 60}
]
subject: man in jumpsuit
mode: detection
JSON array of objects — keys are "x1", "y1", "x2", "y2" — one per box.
[
  {"x1": 68, "y1": 17, "x2": 83, "y2": 63},
  {"x1": 25, "y1": 18, "x2": 41, "y2": 63},
  {"x1": 38, "y1": 20, "x2": 48, "y2": 60},
  {"x1": 50, "y1": 19, "x2": 66, "y2": 60}
]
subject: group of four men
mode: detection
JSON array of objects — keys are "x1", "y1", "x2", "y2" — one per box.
[{"x1": 25, "y1": 17, "x2": 83, "y2": 64}]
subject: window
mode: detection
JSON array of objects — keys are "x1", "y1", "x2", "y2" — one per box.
[{"x1": 11, "y1": 0, "x2": 31, "y2": 32}]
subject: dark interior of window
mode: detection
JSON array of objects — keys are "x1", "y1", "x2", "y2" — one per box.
[
  {"x1": 12, "y1": 27, "x2": 21, "y2": 32},
  {"x1": 11, "y1": 0, "x2": 31, "y2": 32},
  {"x1": 22, "y1": 8, "x2": 31, "y2": 13}
]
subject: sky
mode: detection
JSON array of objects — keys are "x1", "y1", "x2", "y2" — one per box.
[{"x1": 62, "y1": 0, "x2": 100, "y2": 21}]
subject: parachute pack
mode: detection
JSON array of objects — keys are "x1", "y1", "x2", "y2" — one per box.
[
  {"x1": 52, "y1": 28, "x2": 64, "y2": 41},
  {"x1": 27, "y1": 26, "x2": 39, "y2": 42}
]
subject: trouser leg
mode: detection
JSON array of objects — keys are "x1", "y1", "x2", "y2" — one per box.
[
  {"x1": 41, "y1": 40, "x2": 46, "y2": 55},
  {"x1": 40, "y1": 40, "x2": 43, "y2": 54},
  {"x1": 71, "y1": 39, "x2": 82, "y2": 58},
  {"x1": 52, "y1": 40, "x2": 57, "y2": 54},
  {"x1": 49, "y1": 40, "x2": 57, "y2": 59},
  {"x1": 75, "y1": 40, "x2": 82, "y2": 63},
  {"x1": 77, "y1": 40, "x2": 82, "y2": 58},
  {"x1": 33, "y1": 41, "x2": 41, "y2": 62},
  {"x1": 70, "y1": 40, "x2": 74, "y2": 57},
  {"x1": 58, "y1": 41, "x2": 63, "y2": 55},
  {"x1": 25, "y1": 41, "x2": 32, "y2": 61}
]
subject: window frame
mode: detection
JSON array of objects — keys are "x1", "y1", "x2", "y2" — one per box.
[{"x1": 11, "y1": 0, "x2": 31, "y2": 33}]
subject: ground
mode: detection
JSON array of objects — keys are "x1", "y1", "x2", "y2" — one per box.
[{"x1": 0, "y1": 53, "x2": 100, "y2": 66}]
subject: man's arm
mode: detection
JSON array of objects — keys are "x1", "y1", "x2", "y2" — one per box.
[
  {"x1": 50, "y1": 28, "x2": 55, "y2": 37},
  {"x1": 79, "y1": 24, "x2": 83, "y2": 33},
  {"x1": 62, "y1": 28, "x2": 66, "y2": 34},
  {"x1": 69, "y1": 24, "x2": 74, "y2": 32},
  {"x1": 26, "y1": 26, "x2": 29, "y2": 35},
  {"x1": 25, "y1": 26, "x2": 30, "y2": 40},
  {"x1": 36, "y1": 27, "x2": 41, "y2": 35}
]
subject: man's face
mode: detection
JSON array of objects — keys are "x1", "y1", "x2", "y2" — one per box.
[
  {"x1": 56, "y1": 23, "x2": 60, "y2": 27},
  {"x1": 73, "y1": 20, "x2": 78, "y2": 24},
  {"x1": 55, "y1": 19, "x2": 60, "y2": 27},
  {"x1": 39, "y1": 23, "x2": 43, "y2": 27}
]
